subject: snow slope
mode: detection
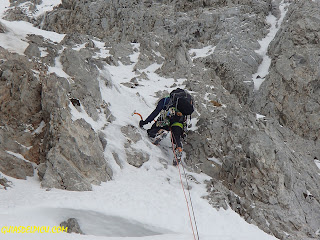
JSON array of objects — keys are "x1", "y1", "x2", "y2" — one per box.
[{"x1": 0, "y1": 2, "x2": 278, "y2": 240}]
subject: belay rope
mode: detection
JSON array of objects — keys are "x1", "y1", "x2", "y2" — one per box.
[
  {"x1": 133, "y1": 111, "x2": 200, "y2": 239},
  {"x1": 170, "y1": 130, "x2": 200, "y2": 240}
]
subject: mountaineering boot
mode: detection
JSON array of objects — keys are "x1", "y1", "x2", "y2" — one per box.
[
  {"x1": 173, "y1": 147, "x2": 182, "y2": 166},
  {"x1": 150, "y1": 129, "x2": 167, "y2": 145}
]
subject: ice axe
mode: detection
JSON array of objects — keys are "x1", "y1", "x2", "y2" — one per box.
[{"x1": 132, "y1": 110, "x2": 143, "y2": 120}]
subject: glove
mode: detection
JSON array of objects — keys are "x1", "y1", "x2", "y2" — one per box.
[{"x1": 139, "y1": 120, "x2": 146, "y2": 128}]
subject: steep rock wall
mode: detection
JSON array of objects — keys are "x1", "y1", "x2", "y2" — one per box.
[{"x1": 254, "y1": 1, "x2": 320, "y2": 141}]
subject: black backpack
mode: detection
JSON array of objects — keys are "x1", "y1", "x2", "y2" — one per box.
[{"x1": 168, "y1": 88, "x2": 194, "y2": 116}]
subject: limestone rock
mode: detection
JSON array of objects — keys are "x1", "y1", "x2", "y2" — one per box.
[
  {"x1": 0, "y1": 23, "x2": 6, "y2": 33},
  {"x1": 0, "y1": 150, "x2": 34, "y2": 180},
  {"x1": 40, "y1": 76, "x2": 113, "y2": 191},
  {"x1": 60, "y1": 218, "x2": 84, "y2": 234},
  {"x1": 0, "y1": 175, "x2": 11, "y2": 189},
  {"x1": 0, "y1": 49, "x2": 44, "y2": 173},
  {"x1": 0, "y1": 36, "x2": 113, "y2": 191},
  {"x1": 121, "y1": 125, "x2": 149, "y2": 167},
  {"x1": 126, "y1": 149, "x2": 150, "y2": 168},
  {"x1": 254, "y1": 1, "x2": 320, "y2": 141},
  {"x1": 0, "y1": 58, "x2": 42, "y2": 128}
]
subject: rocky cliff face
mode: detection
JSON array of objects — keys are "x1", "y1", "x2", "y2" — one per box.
[
  {"x1": 1, "y1": 9, "x2": 113, "y2": 190},
  {"x1": 0, "y1": 0, "x2": 319, "y2": 239},
  {"x1": 255, "y1": 1, "x2": 320, "y2": 141}
]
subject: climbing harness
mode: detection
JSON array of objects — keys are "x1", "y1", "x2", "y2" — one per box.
[
  {"x1": 156, "y1": 109, "x2": 171, "y2": 127},
  {"x1": 170, "y1": 131, "x2": 200, "y2": 240}
]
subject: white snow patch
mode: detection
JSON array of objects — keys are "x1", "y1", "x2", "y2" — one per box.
[
  {"x1": 187, "y1": 117, "x2": 199, "y2": 131},
  {"x1": 48, "y1": 55, "x2": 72, "y2": 80},
  {"x1": 69, "y1": 103, "x2": 106, "y2": 132},
  {"x1": 0, "y1": 33, "x2": 29, "y2": 55},
  {"x1": 208, "y1": 157, "x2": 222, "y2": 166},
  {"x1": 189, "y1": 45, "x2": 216, "y2": 59},
  {"x1": 252, "y1": 0, "x2": 290, "y2": 90},
  {"x1": 1, "y1": 20, "x2": 65, "y2": 43},
  {"x1": 34, "y1": 0, "x2": 62, "y2": 18},
  {"x1": 266, "y1": 219, "x2": 270, "y2": 227},
  {"x1": 152, "y1": 49, "x2": 162, "y2": 58},
  {"x1": 256, "y1": 113, "x2": 266, "y2": 119},
  {"x1": 32, "y1": 121, "x2": 46, "y2": 135},
  {"x1": 0, "y1": 0, "x2": 10, "y2": 18},
  {"x1": 314, "y1": 159, "x2": 320, "y2": 170},
  {"x1": 39, "y1": 47, "x2": 49, "y2": 57},
  {"x1": 14, "y1": 141, "x2": 32, "y2": 150},
  {"x1": 92, "y1": 40, "x2": 112, "y2": 59},
  {"x1": 130, "y1": 43, "x2": 140, "y2": 62},
  {"x1": 204, "y1": 93, "x2": 211, "y2": 101},
  {"x1": 72, "y1": 43, "x2": 87, "y2": 51},
  {"x1": 283, "y1": 231, "x2": 290, "y2": 236},
  {"x1": 5, "y1": 151, "x2": 32, "y2": 164},
  {"x1": 0, "y1": 19, "x2": 65, "y2": 55}
]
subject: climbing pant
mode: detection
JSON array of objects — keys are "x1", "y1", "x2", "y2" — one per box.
[{"x1": 147, "y1": 123, "x2": 183, "y2": 148}]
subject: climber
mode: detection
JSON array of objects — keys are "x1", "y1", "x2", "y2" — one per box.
[{"x1": 139, "y1": 88, "x2": 194, "y2": 165}]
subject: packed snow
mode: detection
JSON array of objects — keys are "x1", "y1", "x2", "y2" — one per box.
[
  {"x1": 315, "y1": 159, "x2": 320, "y2": 171},
  {"x1": 0, "y1": 2, "x2": 279, "y2": 240},
  {"x1": 0, "y1": 1, "x2": 9, "y2": 18},
  {"x1": 252, "y1": 0, "x2": 290, "y2": 90},
  {"x1": 0, "y1": 19, "x2": 65, "y2": 54},
  {"x1": 0, "y1": 0, "x2": 64, "y2": 55},
  {"x1": 189, "y1": 45, "x2": 216, "y2": 60}
]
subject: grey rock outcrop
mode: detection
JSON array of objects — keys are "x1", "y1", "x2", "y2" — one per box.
[
  {"x1": 0, "y1": 48, "x2": 43, "y2": 178},
  {"x1": 60, "y1": 47, "x2": 103, "y2": 121},
  {"x1": 60, "y1": 218, "x2": 84, "y2": 234},
  {"x1": 0, "y1": 34, "x2": 113, "y2": 190},
  {"x1": 0, "y1": 23, "x2": 6, "y2": 33},
  {"x1": 4, "y1": 0, "x2": 43, "y2": 23},
  {"x1": 121, "y1": 125, "x2": 150, "y2": 168},
  {"x1": 39, "y1": 58, "x2": 112, "y2": 191},
  {"x1": 0, "y1": 149, "x2": 34, "y2": 179},
  {"x1": 0, "y1": 175, "x2": 11, "y2": 189}
]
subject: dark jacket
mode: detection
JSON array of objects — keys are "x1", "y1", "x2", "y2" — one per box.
[{"x1": 144, "y1": 97, "x2": 170, "y2": 124}]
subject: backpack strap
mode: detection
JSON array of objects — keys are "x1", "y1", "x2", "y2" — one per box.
[{"x1": 163, "y1": 96, "x2": 170, "y2": 109}]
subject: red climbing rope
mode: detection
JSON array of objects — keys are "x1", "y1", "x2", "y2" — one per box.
[{"x1": 170, "y1": 131, "x2": 199, "y2": 240}]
